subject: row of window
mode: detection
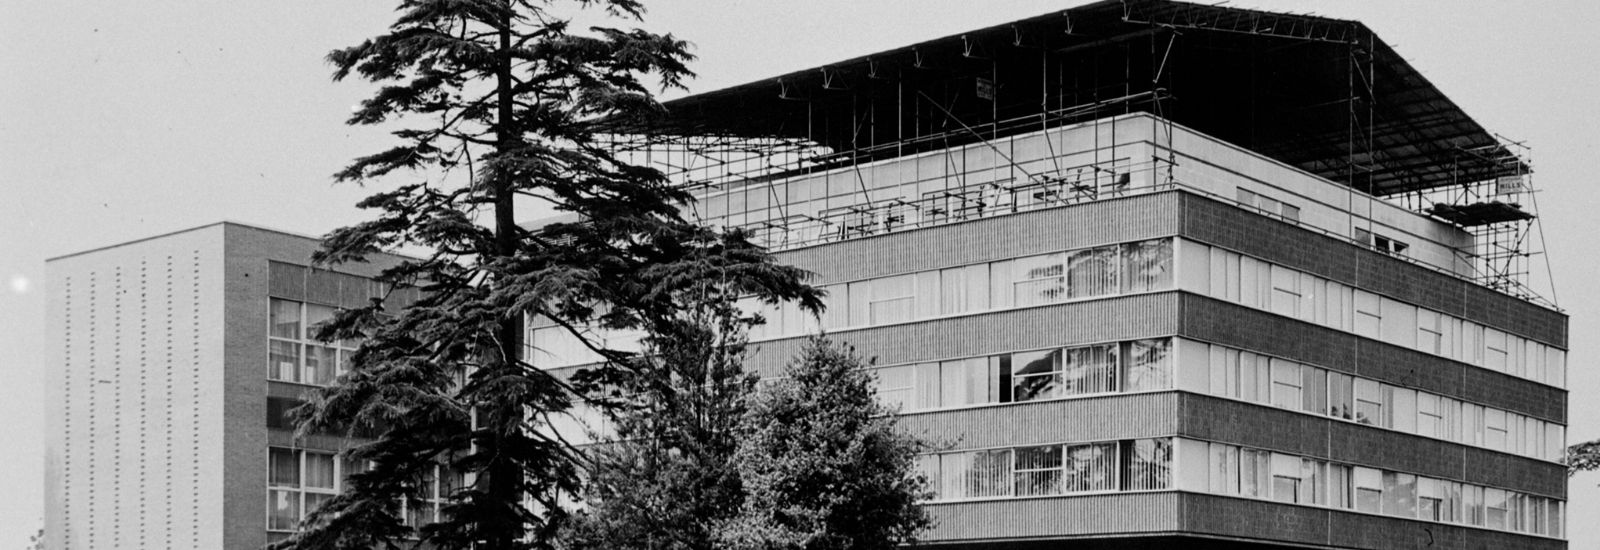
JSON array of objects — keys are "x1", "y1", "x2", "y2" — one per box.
[
  {"x1": 266, "y1": 448, "x2": 452, "y2": 532},
  {"x1": 876, "y1": 338, "x2": 1171, "y2": 412},
  {"x1": 528, "y1": 240, "x2": 1564, "y2": 400},
  {"x1": 767, "y1": 237, "x2": 1172, "y2": 338},
  {"x1": 917, "y1": 438, "x2": 1172, "y2": 501},
  {"x1": 1194, "y1": 440, "x2": 1564, "y2": 538},
  {"x1": 269, "y1": 298, "x2": 359, "y2": 386},
  {"x1": 526, "y1": 238, "x2": 1175, "y2": 369},
  {"x1": 1183, "y1": 240, "x2": 1565, "y2": 388},
  {"x1": 859, "y1": 337, "x2": 1561, "y2": 464},
  {"x1": 1193, "y1": 340, "x2": 1566, "y2": 462}
]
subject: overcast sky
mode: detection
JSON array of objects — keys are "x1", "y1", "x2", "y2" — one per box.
[{"x1": 3, "y1": 1, "x2": 1597, "y2": 547}]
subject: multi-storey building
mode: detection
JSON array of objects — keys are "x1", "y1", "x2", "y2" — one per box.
[
  {"x1": 46, "y1": 1, "x2": 1568, "y2": 549},
  {"x1": 43, "y1": 222, "x2": 418, "y2": 549},
  {"x1": 560, "y1": 1, "x2": 1568, "y2": 548}
]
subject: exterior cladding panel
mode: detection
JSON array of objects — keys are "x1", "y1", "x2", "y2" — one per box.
[
  {"x1": 45, "y1": 225, "x2": 229, "y2": 550},
  {"x1": 743, "y1": 293, "x2": 1180, "y2": 377},
  {"x1": 1176, "y1": 193, "x2": 1567, "y2": 348},
  {"x1": 925, "y1": 493, "x2": 1180, "y2": 542},
  {"x1": 1179, "y1": 294, "x2": 1565, "y2": 424},
  {"x1": 1180, "y1": 394, "x2": 1565, "y2": 499},
  {"x1": 774, "y1": 192, "x2": 1182, "y2": 285},
  {"x1": 1180, "y1": 494, "x2": 1564, "y2": 550},
  {"x1": 896, "y1": 393, "x2": 1177, "y2": 451}
]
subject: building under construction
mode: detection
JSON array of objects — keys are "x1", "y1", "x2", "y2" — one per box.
[{"x1": 576, "y1": 0, "x2": 1569, "y2": 548}]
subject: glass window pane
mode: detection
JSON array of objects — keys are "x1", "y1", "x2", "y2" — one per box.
[
  {"x1": 305, "y1": 345, "x2": 338, "y2": 385},
  {"x1": 305, "y1": 492, "x2": 332, "y2": 519},
  {"x1": 1063, "y1": 344, "x2": 1118, "y2": 396},
  {"x1": 1301, "y1": 366, "x2": 1327, "y2": 415},
  {"x1": 267, "y1": 489, "x2": 301, "y2": 531},
  {"x1": 270, "y1": 299, "x2": 302, "y2": 339},
  {"x1": 1065, "y1": 443, "x2": 1117, "y2": 492},
  {"x1": 1355, "y1": 378, "x2": 1383, "y2": 426},
  {"x1": 269, "y1": 448, "x2": 300, "y2": 487},
  {"x1": 966, "y1": 450, "x2": 1013, "y2": 498},
  {"x1": 1010, "y1": 349, "x2": 1061, "y2": 402},
  {"x1": 1124, "y1": 338, "x2": 1171, "y2": 392},
  {"x1": 1328, "y1": 372, "x2": 1353, "y2": 420},
  {"x1": 1012, "y1": 253, "x2": 1065, "y2": 307},
  {"x1": 1067, "y1": 246, "x2": 1119, "y2": 299},
  {"x1": 305, "y1": 303, "x2": 337, "y2": 343},
  {"x1": 1125, "y1": 438, "x2": 1171, "y2": 491},
  {"x1": 1121, "y1": 239, "x2": 1172, "y2": 293},
  {"x1": 1014, "y1": 445, "x2": 1063, "y2": 496},
  {"x1": 269, "y1": 340, "x2": 301, "y2": 382},
  {"x1": 304, "y1": 452, "x2": 336, "y2": 490}
]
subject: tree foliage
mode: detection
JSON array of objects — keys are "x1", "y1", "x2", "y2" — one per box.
[
  {"x1": 1570, "y1": 439, "x2": 1600, "y2": 477},
  {"x1": 271, "y1": 1, "x2": 820, "y2": 549},
  {"x1": 716, "y1": 337, "x2": 932, "y2": 550},
  {"x1": 559, "y1": 288, "x2": 756, "y2": 550}
]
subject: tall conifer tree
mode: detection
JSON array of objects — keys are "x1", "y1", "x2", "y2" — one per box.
[{"x1": 271, "y1": 2, "x2": 819, "y2": 549}]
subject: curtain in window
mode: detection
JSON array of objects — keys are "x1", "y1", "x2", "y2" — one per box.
[
  {"x1": 1014, "y1": 445, "x2": 1063, "y2": 496},
  {"x1": 1067, "y1": 246, "x2": 1119, "y2": 298},
  {"x1": 1064, "y1": 443, "x2": 1116, "y2": 492},
  {"x1": 1062, "y1": 344, "x2": 1117, "y2": 396},
  {"x1": 1124, "y1": 438, "x2": 1171, "y2": 491}
]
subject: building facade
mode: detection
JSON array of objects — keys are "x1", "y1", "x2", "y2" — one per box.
[
  {"x1": 46, "y1": 1, "x2": 1568, "y2": 549},
  {"x1": 44, "y1": 222, "x2": 415, "y2": 549},
  {"x1": 559, "y1": 1, "x2": 1569, "y2": 548}
]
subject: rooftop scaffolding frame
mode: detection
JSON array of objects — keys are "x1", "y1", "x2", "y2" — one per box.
[{"x1": 593, "y1": 0, "x2": 1553, "y2": 308}]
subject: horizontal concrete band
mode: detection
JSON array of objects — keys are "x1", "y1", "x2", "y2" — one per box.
[{"x1": 918, "y1": 492, "x2": 1563, "y2": 550}]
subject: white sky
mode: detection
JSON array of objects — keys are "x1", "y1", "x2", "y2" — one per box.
[{"x1": 2, "y1": 1, "x2": 1597, "y2": 547}]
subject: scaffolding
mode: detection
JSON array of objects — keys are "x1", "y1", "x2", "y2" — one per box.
[{"x1": 597, "y1": 0, "x2": 1554, "y2": 308}]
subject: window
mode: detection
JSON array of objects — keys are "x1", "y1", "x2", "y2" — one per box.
[
  {"x1": 1064, "y1": 442, "x2": 1117, "y2": 492},
  {"x1": 1301, "y1": 365, "x2": 1327, "y2": 416},
  {"x1": 1121, "y1": 239, "x2": 1172, "y2": 293},
  {"x1": 1012, "y1": 254, "x2": 1065, "y2": 307},
  {"x1": 1066, "y1": 246, "x2": 1119, "y2": 298},
  {"x1": 875, "y1": 363, "x2": 940, "y2": 412},
  {"x1": 1239, "y1": 448, "x2": 1270, "y2": 498},
  {"x1": 1354, "y1": 378, "x2": 1384, "y2": 427},
  {"x1": 1417, "y1": 393, "x2": 1442, "y2": 438},
  {"x1": 1270, "y1": 265, "x2": 1301, "y2": 317},
  {"x1": 1382, "y1": 472, "x2": 1417, "y2": 518},
  {"x1": 1122, "y1": 438, "x2": 1171, "y2": 491},
  {"x1": 1122, "y1": 339, "x2": 1171, "y2": 392},
  {"x1": 1485, "y1": 409, "x2": 1508, "y2": 451},
  {"x1": 267, "y1": 448, "x2": 339, "y2": 532},
  {"x1": 1210, "y1": 443, "x2": 1240, "y2": 495},
  {"x1": 1269, "y1": 359, "x2": 1302, "y2": 410},
  {"x1": 1354, "y1": 291, "x2": 1382, "y2": 339},
  {"x1": 1354, "y1": 467, "x2": 1383, "y2": 513},
  {"x1": 1010, "y1": 349, "x2": 1064, "y2": 402},
  {"x1": 268, "y1": 298, "x2": 358, "y2": 385},
  {"x1": 1418, "y1": 310, "x2": 1443, "y2": 354},
  {"x1": 1328, "y1": 372, "x2": 1354, "y2": 421},
  {"x1": 1061, "y1": 344, "x2": 1118, "y2": 396},
  {"x1": 1486, "y1": 488, "x2": 1509, "y2": 530},
  {"x1": 1271, "y1": 453, "x2": 1305, "y2": 503},
  {"x1": 1014, "y1": 446, "x2": 1063, "y2": 496},
  {"x1": 864, "y1": 275, "x2": 915, "y2": 325},
  {"x1": 941, "y1": 449, "x2": 1012, "y2": 499}
]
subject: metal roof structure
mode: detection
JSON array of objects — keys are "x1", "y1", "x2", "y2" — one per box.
[{"x1": 603, "y1": 0, "x2": 1526, "y2": 198}]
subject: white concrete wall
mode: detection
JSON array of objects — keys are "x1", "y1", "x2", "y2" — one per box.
[{"x1": 45, "y1": 224, "x2": 228, "y2": 550}]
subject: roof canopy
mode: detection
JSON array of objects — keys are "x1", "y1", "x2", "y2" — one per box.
[{"x1": 604, "y1": 0, "x2": 1524, "y2": 197}]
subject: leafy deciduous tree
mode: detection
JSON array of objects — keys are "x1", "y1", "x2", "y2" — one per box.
[
  {"x1": 716, "y1": 337, "x2": 932, "y2": 550},
  {"x1": 270, "y1": 1, "x2": 820, "y2": 549}
]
